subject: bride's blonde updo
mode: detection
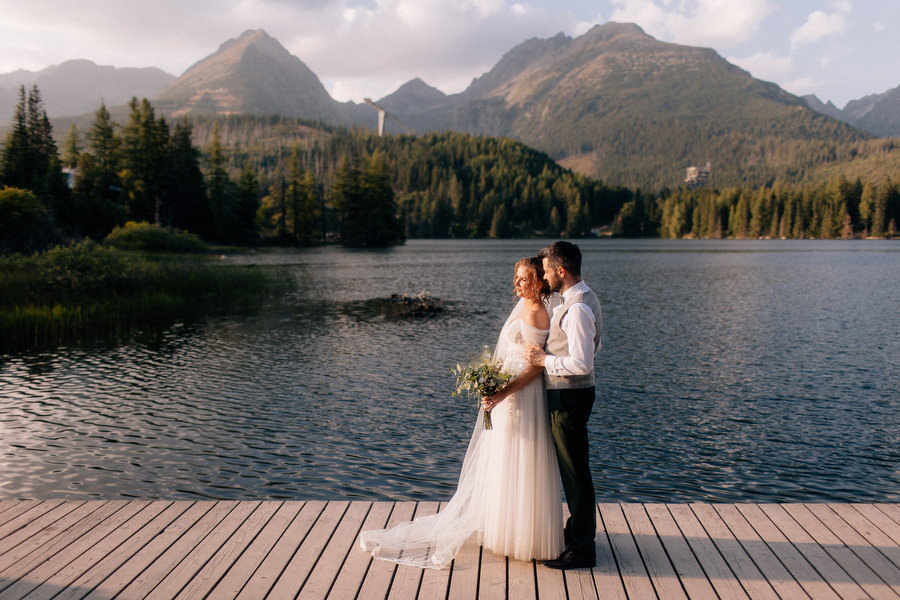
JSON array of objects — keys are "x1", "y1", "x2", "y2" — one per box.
[{"x1": 515, "y1": 257, "x2": 551, "y2": 303}]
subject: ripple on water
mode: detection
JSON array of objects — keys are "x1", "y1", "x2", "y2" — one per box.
[{"x1": 2, "y1": 240, "x2": 900, "y2": 502}]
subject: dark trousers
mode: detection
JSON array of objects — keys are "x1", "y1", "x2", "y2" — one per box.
[{"x1": 547, "y1": 386, "x2": 596, "y2": 555}]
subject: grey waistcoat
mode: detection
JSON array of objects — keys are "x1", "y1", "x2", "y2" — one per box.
[{"x1": 545, "y1": 286, "x2": 602, "y2": 389}]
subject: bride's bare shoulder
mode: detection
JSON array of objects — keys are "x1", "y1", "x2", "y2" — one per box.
[{"x1": 521, "y1": 303, "x2": 550, "y2": 330}]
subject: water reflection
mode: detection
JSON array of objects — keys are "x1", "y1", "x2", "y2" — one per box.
[{"x1": 2, "y1": 239, "x2": 899, "y2": 502}]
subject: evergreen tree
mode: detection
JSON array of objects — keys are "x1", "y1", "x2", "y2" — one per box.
[
  {"x1": 205, "y1": 123, "x2": 236, "y2": 241},
  {"x1": 235, "y1": 163, "x2": 261, "y2": 243},
  {"x1": 118, "y1": 98, "x2": 168, "y2": 224},
  {"x1": 72, "y1": 102, "x2": 124, "y2": 239},
  {"x1": 162, "y1": 118, "x2": 208, "y2": 236},
  {"x1": 0, "y1": 85, "x2": 63, "y2": 198},
  {"x1": 0, "y1": 87, "x2": 29, "y2": 189},
  {"x1": 61, "y1": 124, "x2": 82, "y2": 169}
]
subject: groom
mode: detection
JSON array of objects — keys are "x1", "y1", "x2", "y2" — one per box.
[{"x1": 526, "y1": 241, "x2": 601, "y2": 570}]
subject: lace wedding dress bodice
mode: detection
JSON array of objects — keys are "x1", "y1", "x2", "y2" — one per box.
[{"x1": 359, "y1": 299, "x2": 563, "y2": 568}]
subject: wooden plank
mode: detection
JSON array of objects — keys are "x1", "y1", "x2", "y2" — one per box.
[
  {"x1": 588, "y1": 503, "x2": 626, "y2": 600},
  {"x1": 386, "y1": 501, "x2": 439, "y2": 600},
  {"x1": 10, "y1": 500, "x2": 167, "y2": 600},
  {"x1": 536, "y1": 562, "x2": 568, "y2": 600},
  {"x1": 206, "y1": 501, "x2": 305, "y2": 598},
  {"x1": 558, "y1": 501, "x2": 598, "y2": 600},
  {"x1": 357, "y1": 502, "x2": 416, "y2": 600},
  {"x1": 782, "y1": 503, "x2": 900, "y2": 600},
  {"x1": 0, "y1": 501, "x2": 85, "y2": 567},
  {"x1": 644, "y1": 504, "x2": 717, "y2": 600},
  {"x1": 690, "y1": 503, "x2": 779, "y2": 600},
  {"x1": 757, "y1": 503, "x2": 869, "y2": 600},
  {"x1": 235, "y1": 500, "x2": 327, "y2": 599},
  {"x1": 0, "y1": 500, "x2": 51, "y2": 531},
  {"x1": 0, "y1": 500, "x2": 122, "y2": 582},
  {"x1": 599, "y1": 502, "x2": 657, "y2": 599},
  {"x1": 87, "y1": 501, "x2": 231, "y2": 600},
  {"x1": 53, "y1": 501, "x2": 196, "y2": 600},
  {"x1": 298, "y1": 501, "x2": 374, "y2": 600},
  {"x1": 734, "y1": 503, "x2": 839, "y2": 600},
  {"x1": 802, "y1": 504, "x2": 900, "y2": 594},
  {"x1": 874, "y1": 504, "x2": 900, "y2": 528},
  {"x1": 0, "y1": 500, "x2": 23, "y2": 519},
  {"x1": 445, "y1": 534, "x2": 481, "y2": 599},
  {"x1": 832, "y1": 504, "x2": 900, "y2": 572},
  {"x1": 479, "y1": 544, "x2": 506, "y2": 600},
  {"x1": 667, "y1": 504, "x2": 748, "y2": 600},
  {"x1": 508, "y1": 559, "x2": 536, "y2": 600},
  {"x1": 711, "y1": 503, "x2": 810, "y2": 600},
  {"x1": 141, "y1": 501, "x2": 261, "y2": 600},
  {"x1": 7, "y1": 500, "x2": 900, "y2": 600},
  {"x1": 621, "y1": 503, "x2": 686, "y2": 599},
  {"x1": 266, "y1": 500, "x2": 351, "y2": 599},
  {"x1": 417, "y1": 502, "x2": 453, "y2": 600},
  {"x1": 330, "y1": 502, "x2": 394, "y2": 599},
  {"x1": 172, "y1": 501, "x2": 282, "y2": 600}
]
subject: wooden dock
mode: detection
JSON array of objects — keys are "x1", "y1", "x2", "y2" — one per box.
[{"x1": 3, "y1": 501, "x2": 900, "y2": 599}]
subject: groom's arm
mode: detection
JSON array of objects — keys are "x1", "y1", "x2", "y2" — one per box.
[{"x1": 528, "y1": 304, "x2": 596, "y2": 375}]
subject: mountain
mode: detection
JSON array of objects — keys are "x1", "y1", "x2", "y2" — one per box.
[
  {"x1": 0, "y1": 59, "x2": 174, "y2": 123},
  {"x1": 153, "y1": 29, "x2": 359, "y2": 123},
  {"x1": 844, "y1": 86, "x2": 900, "y2": 137},
  {"x1": 803, "y1": 95, "x2": 845, "y2": 121},
  {"x1": 805, "y1": 86, "x2": 900, "y2": 138},
  {"x1": 381, "y1": 22, "x2": 871, "y2": 188}
]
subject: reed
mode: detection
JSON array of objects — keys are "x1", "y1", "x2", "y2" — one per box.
[{"x1": 0, "y1": 241, "x2": 292, "y2": 351}]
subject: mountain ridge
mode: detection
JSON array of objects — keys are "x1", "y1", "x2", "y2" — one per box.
[
  {"x1": 0, "y1": 59, "x2": 175, "y2": 121},
  {"x1": 3, "y1": 25, "x2": 898, "y2": 189}
]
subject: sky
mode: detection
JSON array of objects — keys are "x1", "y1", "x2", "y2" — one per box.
[{"x1": 0, "y1": 0, "x2": 897, "y2": 108}]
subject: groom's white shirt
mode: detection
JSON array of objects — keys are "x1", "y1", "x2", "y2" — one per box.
[{"x1": 545, "y1": 280, "x2": 599, "y2": 377}]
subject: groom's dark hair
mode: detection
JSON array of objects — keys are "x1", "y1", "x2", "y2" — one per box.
[{"x1": 538, "y1": 241, "x2": 582, "y2": 277}]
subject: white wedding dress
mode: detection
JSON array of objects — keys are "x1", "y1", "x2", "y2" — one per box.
[{"x1": 359, "y1": 298, "x2": 564, "y2": 568}]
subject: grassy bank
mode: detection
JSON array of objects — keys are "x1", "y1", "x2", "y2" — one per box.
[{"x1": 0, "y1": 240, "x2": 292, "y2": 352}]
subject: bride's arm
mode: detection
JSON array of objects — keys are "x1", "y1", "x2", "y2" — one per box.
[{"x1": 481, "y1": 364, "x2": 544, "y2": 411}]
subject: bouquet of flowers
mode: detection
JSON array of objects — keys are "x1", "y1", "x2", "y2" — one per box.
[{"x1": 452, "y1": 348, "x2": 513, "y2": 430}]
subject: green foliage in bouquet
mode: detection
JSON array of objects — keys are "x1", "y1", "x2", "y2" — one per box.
[{"x1": 452, "y1": 348, "x2": 513, "y2": 430}]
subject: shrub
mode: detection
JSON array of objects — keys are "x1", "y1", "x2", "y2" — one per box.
[
  {"x1": 0, "y1": 187, "x2": 52, "y2": 253},
  {"x1": 104, "y1": 221, "x2": 207, "y2": 253}
]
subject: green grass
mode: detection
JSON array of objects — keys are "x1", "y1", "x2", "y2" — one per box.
[{"x1": 0, "y1": 241, "x2": 293, "y2": 351}]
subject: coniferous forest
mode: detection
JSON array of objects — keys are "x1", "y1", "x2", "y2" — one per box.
[{"x1": 2, "y1": 86, "x2": 899, "y2": 255}]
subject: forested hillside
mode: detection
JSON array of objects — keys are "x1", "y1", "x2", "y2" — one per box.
[{"x1": 2, "y1": 88, "x2": 898, "y2": 255}]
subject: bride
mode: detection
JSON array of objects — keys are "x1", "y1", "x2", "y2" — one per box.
[{"x1": 359, "y1": 257, "x2": 564, "y2": 568}]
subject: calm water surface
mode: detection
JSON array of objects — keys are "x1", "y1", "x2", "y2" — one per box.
[{"x1": 2, "y1": 239, "x2": 899, "y2": 502}]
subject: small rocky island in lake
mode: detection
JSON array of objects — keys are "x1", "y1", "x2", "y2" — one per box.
[{"x1": 342, "y1": 291, "x2": 449, "y2": 319}]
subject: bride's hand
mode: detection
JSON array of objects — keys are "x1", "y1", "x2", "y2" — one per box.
[
  {"x1": 482, "y1": 392, "x2": 504, "y2": 411},
  {"x1": 525, "y1": 343, "x2": 547, "y2": 367}
]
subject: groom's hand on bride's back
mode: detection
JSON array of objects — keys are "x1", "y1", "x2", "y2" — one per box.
[{"x1": 525, "y1": 344, "x2": 546, "y2": 367}]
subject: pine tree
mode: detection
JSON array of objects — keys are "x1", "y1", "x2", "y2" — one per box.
[
  {"x1": 162, "y1": 118, "x2": 208, "y2": 236},
  {"x1": 235, "y1": 163, "x2": 261, "y2": 243},
  {"x1": 61, "y1": 124, "x2": 82, "y2": 169},
  {"x1": 206, "y1": 123, "x2": 235, "y2": 241},
  {"x1": 0, "y1": 87, "x2": 29, "y2": 189},
  {"x1": 118, "y1": 98, "x2": 168, "y2": 223},
  {"x1": 72, "y1": 102, "x2": 124, "y2": 238}
]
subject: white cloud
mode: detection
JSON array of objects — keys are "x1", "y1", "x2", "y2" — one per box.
[
  {"x1": 609, "y1": 0, "x2": 776, "y2": 48},
  {"x1": 790, "y1": 10, "x2": 846, "y2": 49},
  {"x1": 281, "y1": 0, "x2": 576, "y2": 100},
  {"x1": 729, "y1": 50, "x2": 792, "y2": 84}
]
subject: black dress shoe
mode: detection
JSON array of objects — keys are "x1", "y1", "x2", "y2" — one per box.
[{"x1": 543, "y1": 548, "x2": 596, "y2": 570}]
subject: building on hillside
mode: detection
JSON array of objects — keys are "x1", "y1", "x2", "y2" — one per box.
[{"x1": 685, "y1": 162, "x2": 711, "y2": 188}]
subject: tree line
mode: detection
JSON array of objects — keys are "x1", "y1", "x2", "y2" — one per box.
[
  {"x1": 2, "y1": 87, "x2": 898, "y2": 255},
  {"x1": 618, "y1": 177, "x2": 900, "y2": 239},
  {"x1": 0, "y1": 88, "x2": 405, "y2": 251}
]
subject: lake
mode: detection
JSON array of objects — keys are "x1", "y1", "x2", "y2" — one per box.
[{"x1": 1, "y1": 239, "x2": 899, "y2": 503}]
